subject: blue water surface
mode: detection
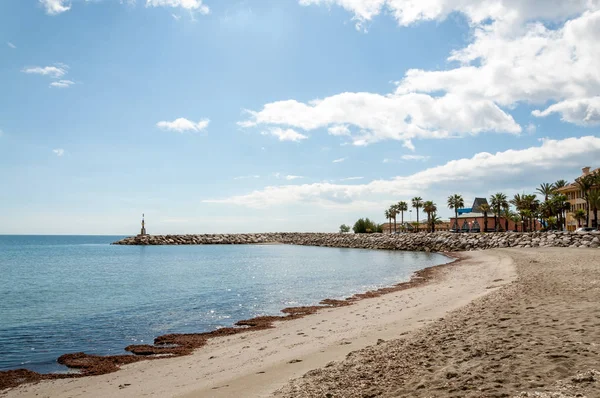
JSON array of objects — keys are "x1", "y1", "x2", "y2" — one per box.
[{"x1": 0, "y1": 235, "x2": 451, "y2": 373}]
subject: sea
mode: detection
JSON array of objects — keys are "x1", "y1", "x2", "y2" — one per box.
[{"x1": 0, "y1": 235, "x2": 452, "y2": 373}]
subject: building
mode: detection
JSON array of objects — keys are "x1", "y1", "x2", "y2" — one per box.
[
  {"x1": 382, "y1": 220, "x2": 452, "y2": 233},
  {"x1": 556, "y1": 166, "x2": 599, "y2": 231},
  {"x1": 449, "y1": 197, "x2": 534, "y2": 232}
]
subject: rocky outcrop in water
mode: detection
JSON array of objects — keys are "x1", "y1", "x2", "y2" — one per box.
[{"x1": 113, "y1": 231, "x2": 600, "y2": 251}]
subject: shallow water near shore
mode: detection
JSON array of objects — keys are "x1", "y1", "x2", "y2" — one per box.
[{"x1": 0, "y1": 235, "x2": 451, "y2": 374}]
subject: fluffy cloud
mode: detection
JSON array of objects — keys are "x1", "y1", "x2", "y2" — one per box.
[
  {"x1": 40, "y1": 0, "x2": 71, "y2": 15},
  {"x1": 298, "y1": 0, "x2": 598, "y2": 31},
  {"x1": 203, "y1": 136, "x2": 600, "y2": 209},
  {"x1": 241, "y1": 92, "x2": 520, "y2": 149},
  {"x1": 49, "y1": 80, "x2": 75, "y2": 88},
  {"x1": 261, "y1": 127, "x2": 308, "y2": 142},
  {"x1": 156, "y1": 118, "x2": 210, "y2": 133},
  {"x1": 240, "y1": 3, "x2": 600, "y2": 146},
  {"x1": 7, "y1": 42, "x2": 16, "y2": 49},
  {"x1": 533, "y1": 97, "x2": 600, "y2": 126},
  {"x1": 22, "y1": 65, "x2": 68, "y2": 78},
  {"x1": 146, "y1": 0, "x2": 209, "y2": 13},
  {"x1": 52, "y1": 148, "x2": 65, "y2": 157}
]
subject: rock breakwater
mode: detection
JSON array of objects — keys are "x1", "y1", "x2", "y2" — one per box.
[{"x1": 113, "y1": 231, "x2": 600, "y2": 251}]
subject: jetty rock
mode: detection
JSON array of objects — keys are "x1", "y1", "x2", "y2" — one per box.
[{"x1": 112, "y1": 231, "x2": 600, "y2": 252}]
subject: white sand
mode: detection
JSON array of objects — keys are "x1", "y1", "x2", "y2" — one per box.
[{"x1": 4, "y1": 251, "x2": 516, "y2": 398}]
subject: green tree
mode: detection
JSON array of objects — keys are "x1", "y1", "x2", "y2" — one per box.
[
  {"x1": 339, "y1": 224, "x2": 351, "y2": 233},
  {"x1": 553, "y1": 179, "x2": 568, "y2": 191},
  {"x1": 573, "y1": 209, "x2": 586, "y2": 228},
  {"x1": 430, "y1": 213, "x2": 442, "y2": 233},
  {"x1": 537, "y1": 182, "x2": 554, "y2": 202},
  {"x1": 411, "y1": 197, "x2": 423, "y2": 232},
  {"x1": 389, "y1": 205, "x2": 398, "y2": 233},
  {"x1": 576, "y1": 175, "x2": 594, "y2": 227},
  {"x1": 490, "y1": 193, "x2": 508, "y2": 232},
  {"x1": 423, "y1": 201, "x2": 437, "y2": 233},
  {"x1": 510, "y1": 194, "x2": 525, "y2": 232},
  {"x1": 479, "y1": 203, "x2": 491, "y2": 233},
  {"x1": 384, "y1": 209, "x2": 391, "y2": 233},
  {"x1": 352, "y1": 218, "x2": 379, "y2": 234},
  {"x1": 447, "y1": 194, "x2": 464, "y2": 232},
  {"x1": 588, "y1": 189, "x2": 600, "y2": 229},
  {"x1": 397, "y1": 201, "x2": 408, "y2": 232}
]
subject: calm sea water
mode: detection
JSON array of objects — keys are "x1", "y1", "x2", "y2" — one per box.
[{"x1": 0, "y1": 235, "x2": 451, "y2": 373}]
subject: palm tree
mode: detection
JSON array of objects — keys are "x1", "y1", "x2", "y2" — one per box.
[
  {"x1": 573, "y1": 209, "x2": 586, "y2": 228},
  {"x1": 502, "y1": 202, "x2": 511, "y2": 231},
  {"x1": 411, "y1": 197, "x2": 423, "y2": 232},
  {"x1": 576, "y1": 175, "x2": 594, "y2": 227},
  {"x1": 423, "y1": 201, "x2": 437, "y2": 233},
  {"x1": 589, "y1": 189, "x2": 600, "y2": 229},
  {"x1": 510, "y1": 194, "x2": 525, "y2": 232},
  {"x1": 389, "y1": 205, "x2": 398, "y2": 233},
  {"x1": 479, "y1": 203, "x2": 490, "y2": 232},
  {"x1": 384, "y1": 209, "x2": 391, "y2": 233},
  {"x1": 430, "y1": 213, "x2": 442, "y2": 233},
  {"x1": 553, "y1": 179, "x2": 568, "y2": 191},
  {"x1": 490, "y1": 193, "x2": 508, "y2": 232},
  {"x1": 397, "y1": 201, "x2": 408, "y2": 232},
  {"x1": 537, "y1": 183, "x2": 554, "y2": 202},
  {"x1": 447, "y1": 194, "x2": 464, "y2": 232}
]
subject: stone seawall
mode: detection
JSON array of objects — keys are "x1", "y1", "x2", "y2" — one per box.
[{"x1": 112, "y1": 231, "x2": 600, "y2": 252}]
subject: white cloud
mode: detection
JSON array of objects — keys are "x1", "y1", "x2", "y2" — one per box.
[
  {"x1": 332, "y1": 157, "x2": 347, "y2": 163},
  {"x1": 340, "y1": 176, "x2": 364, "y2": 181},
  {"x1": 146, "y1": 0, "x2": 209, "y2": 13},
  {"x1": 285, "y1": 175, "x2": 304, "y2": 181},
  {"x1": 53, "y1": 148, "x2": 65, "y2": 157},
  {"x1": 298, "y1": 0, "x2": 597, "y2": 31},
  {"x1": 533, "y1": 97, "x2": 600, "y2": 126},
  {"x1": 261, "y1": 127, "x2": 308, "y2": 142},
  {"x1": 7, "y1": 42, "x2": 16, "y2": 49},
  {"x1": 240, "y1": 4, "x2": 600, "y2": 145},
  {"x1": 172, "y1": 13, "x2": 182, "y2": 20},
  {"x1": 240, "y1": 93, "x2": 520, "y2": 149},
  {"x1": 156, "y1": 118, "x2": 210, "y2": 133},
  {"x1": 203, "y1": 136, "x2": 600, "y2": 209},
  {"x1": 401, "y1": 154, "x2": 430, "y2": 161},
  {"x1": 49, "y1": 80, "x2": 75, "y2": 88},
  {"x1": 40, "y1": 0, "x2": 71, "y2": 15},
  {"x1": 525, "y1": 123, "x2": 537, "y2": 134},
  {"x1": 234, "y1": 175, "x2": 260, "y2": 180},
  {"x1": 22, "y1": 65, "x2": 68, "y2": 79},
  {"x1": 328, "y1": 125, "x2": 351, "y2": 136}
]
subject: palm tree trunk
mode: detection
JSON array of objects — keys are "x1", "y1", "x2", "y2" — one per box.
[
  {"x1": 594, "y1": 207, "x2": 598, "y2": 228},
  {"x1": 416, "y1": 209, "x2": 419, "y2": 232},
  {"x1": 393, "y1": 216, "x2": 396, "y2": 233},
  {"x1": 505, "y1": 216, "x2": 509, "y2": 232},
  {"x1": 401, "y1": 211, "x2": 404, "y2": 232},
  {"x1": 484, "y1": 213, "x2": 488, "y2": 232},
  {"x1": 586, "y1": 200, "x2": 590, "y2": 227}
]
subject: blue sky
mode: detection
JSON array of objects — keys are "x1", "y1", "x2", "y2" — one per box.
[{"x1": 1, "y1": 0, "x2": 600, "y2": 234}]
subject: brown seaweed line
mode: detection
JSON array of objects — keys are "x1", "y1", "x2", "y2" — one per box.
[{"x1": 0, "y1": 255, "x2": 459, "y2": 392}]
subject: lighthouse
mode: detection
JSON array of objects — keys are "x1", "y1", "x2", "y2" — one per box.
[{"x1": 140, "y1": 214, "x2": 147, "y2": 236}]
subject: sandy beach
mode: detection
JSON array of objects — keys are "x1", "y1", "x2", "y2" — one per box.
[{"x1": 3, "y1": 248, "x2": 599, "y2": 397}]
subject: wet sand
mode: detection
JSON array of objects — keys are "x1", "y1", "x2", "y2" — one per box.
[{"x1": 2, "y1": 250, "x2": 516, "y2": 397}]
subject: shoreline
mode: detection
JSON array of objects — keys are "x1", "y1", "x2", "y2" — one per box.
[
  {"x1": 2, "y1": 250, "x2": 516, "y2": 397},
  {"x1": 0, "y1": 251, "x2": 457, "y2": 392}
]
